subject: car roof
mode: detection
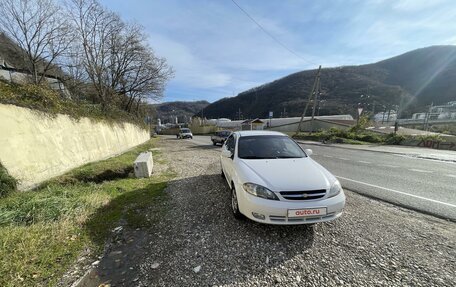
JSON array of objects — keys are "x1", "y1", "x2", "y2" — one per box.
[{"x1": 234, "y1": 130, "x2": 287, "y2": 137}]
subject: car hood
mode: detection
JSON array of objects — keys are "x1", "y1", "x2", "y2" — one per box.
[{"x1": 238, "y1": 158, "x2": 333, "y2": 191}]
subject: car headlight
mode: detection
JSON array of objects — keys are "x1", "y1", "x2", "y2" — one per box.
[
  {"x1": 243, "y1": 183, "x2": 279, "y2": 200},
  {"x1": 328, "y1": 180, "x2": 342, "y2": 198}
]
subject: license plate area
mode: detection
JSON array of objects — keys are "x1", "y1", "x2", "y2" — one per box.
[{"x1": 288, "y1": 207, "x2": 327, "y2": 218}]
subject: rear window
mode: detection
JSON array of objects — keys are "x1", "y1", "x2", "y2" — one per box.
[
  {"x1": 181, "y1": 129, "x2": 191, "y2": 133},
  {"x1": 238, "y1": 135, "x2": 306, "y2": 159}
]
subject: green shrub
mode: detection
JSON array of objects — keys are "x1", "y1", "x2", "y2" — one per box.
[
  {"x1": 0, "y1": 80, "x2": 147, "y2": 128},
  {"x1": 0, "y1": 163, "x2": 17, "y2": 198},
  {"x1": 384, "y1": 133, "x2": 407, "y2": 145},
  {"x1": 417, "y1": 134, "x2": 445, "y2": 143},
  {"x1": 356, "y1": 133, "x2": 383, "y2": 143}
]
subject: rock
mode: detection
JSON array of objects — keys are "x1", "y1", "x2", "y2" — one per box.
[
  {"x1": 113, "y1": 226, "x2": 123, "y2": 233},
  {"x1": 91, "y1": 260, "x2": 100, "y2": 266},
  {"x1": 151, "y1": 262, "x2": 160, "y2": 269},
  {"x1": 193, "y1": 265, "x2": 201, "y2": 273}
]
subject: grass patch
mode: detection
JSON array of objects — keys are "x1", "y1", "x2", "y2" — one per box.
[
  {"x1": 292, "y1": 127, "x2": 416, "y2": 146},
  {"x1": 293, "y1": 128, "x2": 384, "y2": 144},
  {"x1": 0, "y1": 79, "x2": 147, "y2": 128},
  {"x1": 0, "y1": 138, "x2": 174, "y2": 286},
  {"x1": 0, "y1": 162, "x2": 17, "y2": 198}
]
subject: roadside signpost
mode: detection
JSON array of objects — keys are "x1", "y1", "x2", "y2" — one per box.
[
  {"x1": 357, "y1": 107, "x2": 363, "y2": 124},
  {"x1": 268, "y1": 111, "x2": 273, "y2": 128}
]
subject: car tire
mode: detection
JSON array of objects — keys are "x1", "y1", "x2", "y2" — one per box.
[
  {"x1": 231, "y1": 186, "x2": 244, "y2": 220},
  {"x1": 213, "y1": 141, "x2": 216, "y2": 146}
]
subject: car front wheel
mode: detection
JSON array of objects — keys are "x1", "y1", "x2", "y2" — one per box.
[{"x1": 231, "y1": 186, "x2": 243, "y2": 219}]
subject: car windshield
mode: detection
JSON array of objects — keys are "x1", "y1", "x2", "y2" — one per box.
[
  {"x1": 220, "y1": 131, "x2": 230, "y2": 136},
  {"x1": 238, "y1": 135, "x2": 307, "y2": 159},
  {"x1": 181, "y1": 129, "x2": 190, "y2": 133}
]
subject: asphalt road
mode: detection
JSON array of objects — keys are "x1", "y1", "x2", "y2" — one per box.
[{"x1": 188, "y1": 135, "x2": 456, "y2": 221}]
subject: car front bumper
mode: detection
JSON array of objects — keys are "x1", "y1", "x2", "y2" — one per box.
[{"x1": 236, "y1": 185, "x2": 346, "y2": 225}]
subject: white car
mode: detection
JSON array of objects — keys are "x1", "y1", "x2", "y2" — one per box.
[
  {"x1": 176, "y1": 128, "x2": 193, "y2": 139},
  {"x1": 220, "y1": 131, "x2": 345, "y2": 225}
]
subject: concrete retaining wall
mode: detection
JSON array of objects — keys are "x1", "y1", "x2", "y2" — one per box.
[{"x1": 0, "y1": 104, "x2": 149, "y2": 190}]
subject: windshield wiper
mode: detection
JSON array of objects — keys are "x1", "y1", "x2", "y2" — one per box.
[
  {"x1": 240, "y1": 156, "x2": 276, "y2": 159},
  {"x1": 275, "y1": 156, "x2": 304, "y2": 158}
]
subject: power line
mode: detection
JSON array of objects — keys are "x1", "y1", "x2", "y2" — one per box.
[{"x1": 230, "y1": 0, "x2": 318, "y2": 66}]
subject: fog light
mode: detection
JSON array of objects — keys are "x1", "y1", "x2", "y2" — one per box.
[{"x1": 252, "y1": 212, "x2": 265, "y2": 220}]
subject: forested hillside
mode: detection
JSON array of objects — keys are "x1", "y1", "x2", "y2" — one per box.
[{"x1": 202, "y1": 46, "x2": 456, "y2": 119}]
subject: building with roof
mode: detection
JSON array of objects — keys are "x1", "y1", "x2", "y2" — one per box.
[{"x1": 216, "y1": 115, "x2": 355, "y2": 132}]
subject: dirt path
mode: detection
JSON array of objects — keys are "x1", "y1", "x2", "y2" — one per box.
[{"x1": 82, "y1": 137, "x2": 456, "y2": 287}]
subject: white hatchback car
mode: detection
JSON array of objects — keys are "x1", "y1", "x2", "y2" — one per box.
[{"x1": 220, "y1": 131, "x2": 345, "y2": 225}]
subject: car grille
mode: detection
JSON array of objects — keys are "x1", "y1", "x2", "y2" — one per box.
[
  {"x1": 269, "y1": 212, "x2": 336, "y2": 223},
  {"x1": 279, "y1": 189, "x2": 326, "y2": 200}
]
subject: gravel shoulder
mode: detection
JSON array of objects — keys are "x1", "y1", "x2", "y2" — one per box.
[{"x1": 83, "y1": 137, "x2": 456, "y2": 287}]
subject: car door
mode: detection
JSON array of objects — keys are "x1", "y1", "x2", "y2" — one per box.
[{"x1": 222, "y1": 134, "x2": 236, "y2": 186}]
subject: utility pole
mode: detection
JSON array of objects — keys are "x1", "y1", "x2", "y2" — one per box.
[
  {"x1": 424, "y1": 102, "x2": 433, "y2": 131},
  {"x1": 309, "y1": 73, "x2": 321, "y2": 134},
  {"x1": 296, "y1": 65, "x2": 321, "y2": 135},
  {"x1": 201, "y1": 108, "x2": 204, "y2": 126}
]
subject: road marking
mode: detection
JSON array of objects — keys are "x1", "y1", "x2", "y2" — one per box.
[
  {"x1": 379, "y1": 164, "x2": 399, "y2": 168},
  {"x1": 445, "y1": 174, "x2": 456, "y2": 178},
  {"x1": 336, "y1": 176, "x2": 456, "y2": 208},
  {"x1": 357, "y1": 160, "x2": 371, "y2": 164},
  {"x1": 408, "y1": 168, "x2": 433, "y2": 173},
  {"x1": 339, "y1": 157, "x2": 350, "y2": 161}
]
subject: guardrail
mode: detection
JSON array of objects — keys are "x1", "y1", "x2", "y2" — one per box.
[{"x1": 398, "y1": 118, "x2": 456, "y2": 125}]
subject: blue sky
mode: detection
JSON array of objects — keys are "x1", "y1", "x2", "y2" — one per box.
[{"x1": 100, "y1": 0, "x2": 456, "y2": 103}]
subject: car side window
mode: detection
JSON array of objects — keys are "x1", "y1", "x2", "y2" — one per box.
[{"x1": 225, "y1": 135, "x2": 235, "y2": 153}]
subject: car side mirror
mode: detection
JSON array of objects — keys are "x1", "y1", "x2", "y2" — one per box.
[
  {"x1": 304, "y1": 148, "x2": 313, "y2": 156},
  {"x1": 221, "y1": 149, "x2": 233, "y2": 158}
]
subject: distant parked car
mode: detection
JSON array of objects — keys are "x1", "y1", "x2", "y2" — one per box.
[
  {"x1": 220, "y1": 130, "x2": 345, "y2": 225},
  {"x1": 177, "y1": 128, "x2": 193, "y2": 139},
  {"x1": 211, "y1": 130, "x2": 231, "y2": 145}
]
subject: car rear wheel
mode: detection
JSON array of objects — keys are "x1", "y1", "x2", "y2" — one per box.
[
  {"x1": 231, "y1": 186, "x2": 243, "y2": 219},
  {"x1": 213, "y1": 141, "x2": 216, "y2": 146}
]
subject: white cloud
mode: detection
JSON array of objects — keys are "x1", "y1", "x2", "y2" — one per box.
[
  {"x1": 148, "y1": 34, "x2": 231, "y2": 89},
  {"x1": 100, "y1": 0, "x2": 456, "y2": 102}
]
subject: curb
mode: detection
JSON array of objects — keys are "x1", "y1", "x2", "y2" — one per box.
[{"x1": 70, "y1": 268, "x2": 98, "y2": 287}]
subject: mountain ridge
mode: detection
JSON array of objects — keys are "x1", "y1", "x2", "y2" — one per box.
[
  {"x1": 202, "y1": 45, "x2": 456, "y2": 119},
  {"x1": 153, "y1": 100, "x2": 209, "y2": 123}
]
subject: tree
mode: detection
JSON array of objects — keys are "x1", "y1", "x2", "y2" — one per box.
[
  {"x1": 0, "y1": 0, "x2": 72, "y2": 84},
  {"x1": 66, "y1": 0, "x2": 122, "y2": 109},
  {"x1": 116, "y1": 27, "x2": 174, "y2": 112},
  {"x1": 67, "y1": 0, "x2": 173, "y2": 111}
]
